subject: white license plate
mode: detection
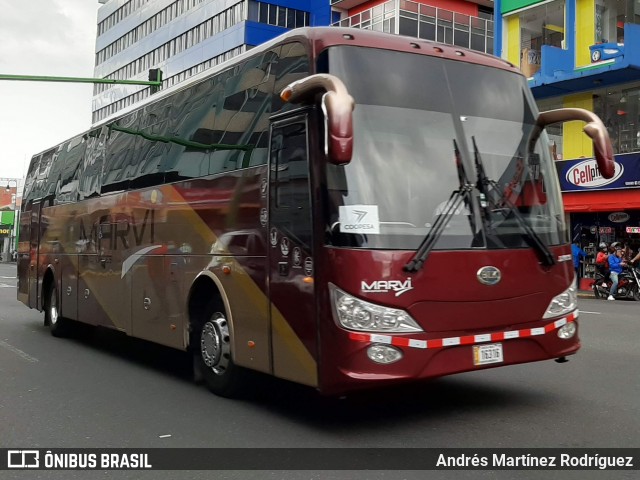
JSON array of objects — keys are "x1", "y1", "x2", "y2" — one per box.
[{"x1": 473, "y1": 343, "x2": 503, "y2": 366}]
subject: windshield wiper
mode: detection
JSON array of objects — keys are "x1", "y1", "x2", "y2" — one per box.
[
  {"x1": 472, "y1": 137, "x2": 555, "y2": 267},
  {"x1": 405, "y1": 140, "x2": 475, "y2": 272}
]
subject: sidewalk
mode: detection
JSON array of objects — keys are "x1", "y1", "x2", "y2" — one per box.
[
  {"x1": 578, "y1": 289, "x2": 595, "y2": 299},
  {"x1": 577, "y1": 278, "x2": 595, "y2": 299}
]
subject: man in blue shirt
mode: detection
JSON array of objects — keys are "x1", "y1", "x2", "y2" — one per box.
[
  {"x1": 571, "y1": 241, "x2": 588, "y2": 282},
  {"x1": 608, "y1": 247, "x2": 626, "y2": 300}
]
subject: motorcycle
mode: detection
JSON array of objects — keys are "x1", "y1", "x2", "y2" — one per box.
[{"x1": 592, "y1": 266, "x2": 640, "y2": 301}]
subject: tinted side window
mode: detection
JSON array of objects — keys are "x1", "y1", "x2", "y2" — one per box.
[
  {"x1": 102, "y1": 112, "x2": 140, "y2": 194},
  {"x1": 23, "y1": 154, "x2": 42, "y2": 203},
  {"x1": 29, "y1": 149, "x2": 55, "y2": 201},
  {"x1": 271, "y1": 119, "x2": 312, "y2": 248},
  {"x1": 55, "y1": 135, "x2": 86, "y2": 204},
  {"x1": 161, "y1": 80, "x2": 218, "y2": 182},
  {"x1": 44, "y1": 144, "x2": 66, "y2": 200},
  {"x1": 273, "y1": 42, "x2": 310, "y2": 115},
  {"x1": 79, "y1": 127, "x2": 107, "y2": 199},
  {"x1": 130, "y1": 100, "x2": 172, "y2": 189},
  {"x1": 209, "y1": 50, "x2": 279, "y2": 173}
]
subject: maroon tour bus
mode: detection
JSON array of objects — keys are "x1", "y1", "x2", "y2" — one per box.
[{"x1": 17, "y1": 28, "x2": 614, "y2": 397}]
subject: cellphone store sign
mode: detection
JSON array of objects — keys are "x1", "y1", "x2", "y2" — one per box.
[
  {"x1": 557, "y1": 153, "x2": 640, "y2": 192},
  {"x1": 565, "y1": 159, "x2": 623, "y2": 188}
]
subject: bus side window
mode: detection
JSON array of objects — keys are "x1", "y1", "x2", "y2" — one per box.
[
  {"x1": 23, "y1": 155, "x2": 42, "y2": 203},
  {"x1": 129, "y1": 102, "x2": 170, "y2": 189},
  {"x1": 56, "y1": 135, "x2": 86, "y2": 204},
  {"x1": 271, "y1": 119, "x2": 312, "y2": 249},
  {"x1": 162, "y1": 79, "x2": 217, "y2": 182},
  {"x1": 210, "y1": 51, "x2": 278, "y2": 173},
  {"x1": 79, "y1": 127, "x2": 108, "y2": 200},
  {"x1": 32, "y1": 149, "x2": 55, "y2": 201},
  {"x1": 272, "y1": 42, "x2": 309, "y2": 115},
  {"x1": 101, "y1": 112, "x2": 139, "y2": 194}
]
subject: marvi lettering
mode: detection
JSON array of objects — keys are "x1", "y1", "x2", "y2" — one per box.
[{"x1": 361, "y1": 278, "x2": 414, "y2": 297}]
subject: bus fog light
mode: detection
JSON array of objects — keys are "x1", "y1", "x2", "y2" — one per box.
[
  {"x1": 557, "y1": 322, "x2": 576, "y2": 339},
  {"x1": 367, "y1": 344, "x2": 403, "y2": 364}
]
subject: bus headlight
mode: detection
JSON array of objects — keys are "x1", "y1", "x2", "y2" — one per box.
[
  {"x1": 543, "y1": 285, "x2": 577, "y2": 319},
  {"x1": 330, "y1": 284, "x2": 423, "y2": 333}
]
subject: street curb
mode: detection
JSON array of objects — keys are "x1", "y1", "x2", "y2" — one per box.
[{"x1": 578, "y1": 291, "x2": 595, "y2": 299}]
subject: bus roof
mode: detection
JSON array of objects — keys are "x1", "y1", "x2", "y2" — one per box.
[
  {"x1": 31, "y1": 27, "x2": 521, "y2": 159},
  {"x1": 92, "y1": 27, "x2": 520, "y2": 128},
  {"x1": 302, "y1": 27, "x2": 518, "y2": 73}
]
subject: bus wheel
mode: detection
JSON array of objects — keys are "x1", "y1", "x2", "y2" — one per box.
[
  {"x1": 196, "y1": 311, "x2": 246, "y2": 397},
  {"x1": 45, "y1": 283, "x2": 68, "y2": 337}
]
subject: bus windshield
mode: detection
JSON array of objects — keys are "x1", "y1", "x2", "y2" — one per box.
[{"x1": 322, "y1": 46, "x2": 567, "y2": 251}]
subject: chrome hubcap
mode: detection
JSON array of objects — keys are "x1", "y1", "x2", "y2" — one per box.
[
  {"x1": 50, "y1": 291, "x2": 58, "y2": 325},
  {"x1": 200, "y1": 313, "x2": 230, "y2": 375}
]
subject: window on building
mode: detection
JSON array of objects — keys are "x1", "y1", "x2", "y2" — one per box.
[
  {"x1": 594, "y1": 83, "x2": 640, "y2": 154},
  {"x1": 538, "y1": 81, "x2": 640, "y2": 159},
  {"x1": 516, "y1": 1, "x2": 565, "y2": 78},
  {"x1": 595, "y1": 0, "x2": 639, "y2": 44}
]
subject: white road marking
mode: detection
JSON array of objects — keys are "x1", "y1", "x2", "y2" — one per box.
[
  {"x1": 0, "y1": 283, "x2": 15, "y2": 288},
  {"x1": 0, "y1": 276, "x2": 16, "y2": 279},
  {"x1": 158, "y1": 434, "x2": 172, "y2": 439},
  {"x1": 579, "y1": 311, "x2": 601, "y2": 315},
  {"x1": 0, "y1": 339, "x2": 39, "y2": 363}
]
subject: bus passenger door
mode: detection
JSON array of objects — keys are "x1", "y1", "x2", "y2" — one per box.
[
  {"x1": 268, "y1": 114, "x2": 318, "y2": 387},
  {"x1": 27, "y1": 202, "x2": 42, "y2": 309}
]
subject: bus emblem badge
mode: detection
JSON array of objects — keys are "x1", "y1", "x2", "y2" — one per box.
[
  {"x1": 280, "y1": 237, "x2": 290, "y2": 256},
  {"x1": 477, "y1": 266, "x2": 501, "y2": 285},
  {"x1": 293, "y1": 247, "x2": 302, "y2": 266}
]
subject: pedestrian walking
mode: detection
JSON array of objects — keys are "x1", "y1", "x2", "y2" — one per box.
[{"x1": 571, "y1": 241, "x2": 588, "y2": 282}]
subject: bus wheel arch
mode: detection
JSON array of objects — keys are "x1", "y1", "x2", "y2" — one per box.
[{"x1": 187, "y1": 274, "x2": 247, "y2": 397}]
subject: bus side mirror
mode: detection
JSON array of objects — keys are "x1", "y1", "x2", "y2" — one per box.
[
  {"x1": 281, "y1": 74, "x2": 355, "y2": 165},
  {"x1": 531, "y1": 108, "x2": 615, "y2": 178}
]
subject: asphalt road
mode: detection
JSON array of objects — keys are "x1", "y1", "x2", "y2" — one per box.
[{"x1": 0, "y1": 262, "x2": 638, "y2": 480}]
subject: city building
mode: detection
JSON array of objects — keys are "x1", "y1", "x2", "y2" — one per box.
[
  {"x1": 92, "y1": 0, "x2": 494, "y2": 123},
  {"x1": 92, "y1": 0, "x2": 331, "y2": 124},
  {"x1": 331, "y1": 0, "x2": 494, "y2": 55},
  {"x1": 495, "y1": 0, "x2": 640, "y2": 284},
  {"x1": 0, "y1": 179, "x2": 21, "y2": 262}
]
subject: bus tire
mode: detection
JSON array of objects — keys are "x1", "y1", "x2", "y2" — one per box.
[
  {"x1": 45, "y1": 283, "x2": 69, "y2": 337},
  {"x1": 195, "y1": 309, "x2": 246, "y2": 398}
]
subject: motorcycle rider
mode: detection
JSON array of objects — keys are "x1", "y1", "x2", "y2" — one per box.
[
  {"x1": 608, "y1": 247, "x2": 626, "y2": 300},
  {"x1": 595, "y1": 242, "x2": 610, "y2": 284}
]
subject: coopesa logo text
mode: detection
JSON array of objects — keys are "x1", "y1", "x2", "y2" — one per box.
[{"x1": 566, "y1": 159, "x2": 622, "y2": 188}]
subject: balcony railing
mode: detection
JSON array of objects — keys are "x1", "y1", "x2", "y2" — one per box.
[{"x1": 331, "y1": 0, "x2": 494, "y2": 55}]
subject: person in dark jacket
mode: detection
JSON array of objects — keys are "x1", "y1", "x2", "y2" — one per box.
[{"x1": 571, "y1": 241, "x2": 588, "y2": 281}]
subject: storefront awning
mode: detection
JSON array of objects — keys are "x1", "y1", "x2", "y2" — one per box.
[{"x1": 563, "y1": 189, "x2": 640, "y2": 212}]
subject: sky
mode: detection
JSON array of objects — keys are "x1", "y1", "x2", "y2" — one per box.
[{"x1": 0, "y1": 0, "x2": 100, "y2": 181}]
